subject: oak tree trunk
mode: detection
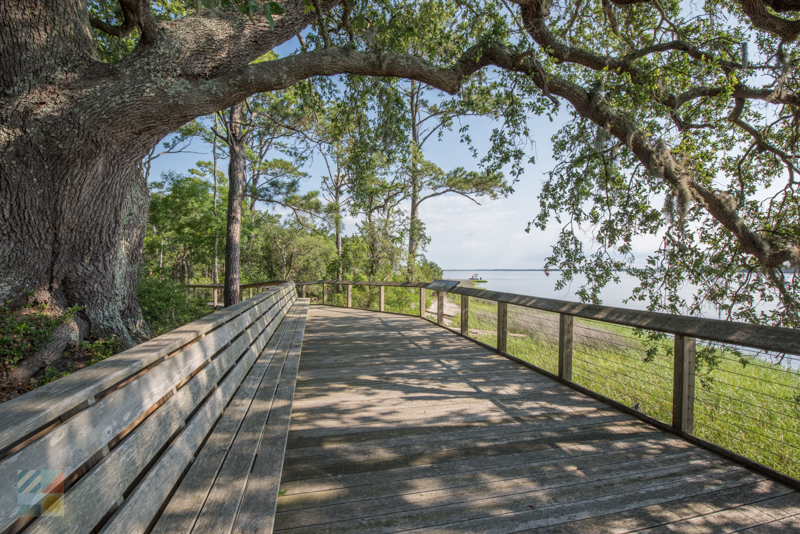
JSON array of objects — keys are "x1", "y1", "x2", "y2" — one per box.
[{"x1": 0, "y1": 0, "x2": 153, "y2": 350}]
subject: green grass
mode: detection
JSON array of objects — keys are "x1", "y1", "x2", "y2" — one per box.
[
  {"x1": 443, "y1": 293, "x2": 800, "y2": 479},
  {"x1": 0, "y1": 300, "x2": 82, "y2": 368},
  {"x1": 36, "y1": 336, "x2": 121, "y2": 387},
  {"x1": 1, "y1": 300, "x2": 121, "y2": 401}
]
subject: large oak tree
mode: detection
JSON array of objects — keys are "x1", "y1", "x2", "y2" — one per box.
[
  {"x1": 0, "y1": 0, "x2": 485, "y2": 351},
  {"x1": 2, "y1": 0, "x2": 799, "y2": 364}
]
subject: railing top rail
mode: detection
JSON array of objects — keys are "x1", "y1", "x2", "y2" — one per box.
[
  {"x1": 450, "y1": 286, "x2": 800, "y2": 356},
  {"x1": 295, "y1": 279, "x2": 800, "y2": 356},
  {"x1": 186, "y1": 281, "x2": 286, "y2": 289},
  {"x1": 295, "y1": 280, "x2": 429, "y2": 287}
]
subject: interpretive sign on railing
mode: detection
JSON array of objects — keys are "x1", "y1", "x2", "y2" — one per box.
[{"x1": 426, "y1": 280, "x2": 461, "y2": 292}]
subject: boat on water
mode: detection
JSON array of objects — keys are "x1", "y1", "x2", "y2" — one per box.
[{"x1": 469, "y1": 274, "x2": 482, "y2": 280}]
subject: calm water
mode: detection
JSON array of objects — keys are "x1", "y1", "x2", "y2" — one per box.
[
  {"x1": 444, "y1": 270, "x2": 800, "y2": 370},
  {"x1": 444, "y1": 270, "x2": 669, "y2": 311}
]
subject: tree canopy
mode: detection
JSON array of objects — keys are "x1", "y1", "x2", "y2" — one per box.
[{"x1": 2, "y1": 0, "x2": 800, "y2": 358}]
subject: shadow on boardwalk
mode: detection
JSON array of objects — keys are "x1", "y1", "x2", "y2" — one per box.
[{"x1": 276, "y1": 306, "x2": 800, "y2": 533}]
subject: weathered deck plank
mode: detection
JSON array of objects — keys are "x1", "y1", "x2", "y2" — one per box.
[{"x1": 275, "y1": 306, "x2": 800, "y2": 533}]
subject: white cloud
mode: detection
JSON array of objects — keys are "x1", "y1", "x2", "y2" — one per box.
[{"x1": 419, "y1": 194, "x2": 563, "y2": 269}]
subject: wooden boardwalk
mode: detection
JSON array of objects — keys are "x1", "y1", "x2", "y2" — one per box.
[{"x1": 275, "y1": 306, "x2": 800, "y2": 533}]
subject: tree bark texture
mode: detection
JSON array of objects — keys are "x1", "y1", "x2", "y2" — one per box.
[
  {"x1": 224, "y1": 104, "x2": 247, "y2": 307},
  {"x1": 0, "y1": 0, "x2": 154, "y2": 349}
]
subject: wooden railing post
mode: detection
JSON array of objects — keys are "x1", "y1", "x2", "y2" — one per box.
[
  {"x1": 497, "y1": 302, "x2": 508, "y2": 352},
  {"x1": 249, "y1": 287, "x2": 253, "y2": 298},
  {"x1": 347, "y1": 284, "x2": 352, "y2": 308},
  {"x1": 213, "y1": 288, "x2": 218, "y2": 308},
  {"x1": 558, "y1": 314, "x2": 574, "y2": 381},
  {"x1": 419, "y1": 287, "x2": 424, "y2": 317},
  {"x1": 672, "y1": 334, "x2": 696, "y2": 433},
  {"x1": 460, "y1": 295, "x2": 469, "y2": 335},
  {"x1": 437, "y1": 291, "x2": 444, "y2": 324},
  {"x1": 323, "y1": 283, "x2": 328, "y2": 305},
  {"x1": 379, "y1": 285, "x2": 385, "y2": 311},
  {"x1": 193, "y1": 287, "x2": 197, "y2": 298},
  {"x1": 301, "y1": 285, "x2": 306, "y2": 298}
]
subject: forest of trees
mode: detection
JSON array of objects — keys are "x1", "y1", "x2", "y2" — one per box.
[
  {"x1": 3, "y1": 0, "x2": 800, "y2": 385},
  {"x1": 140, "y1": 58, "x2": 505, "y2": 300}
]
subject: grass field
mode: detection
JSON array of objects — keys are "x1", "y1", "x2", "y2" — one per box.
[{"x1": 441, "y1": 293, "x2": 800, "y2": 480}]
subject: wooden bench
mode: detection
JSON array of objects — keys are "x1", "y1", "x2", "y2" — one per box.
[{"x1": 0, "y1": 282, "x2": 308, "y2": 534}]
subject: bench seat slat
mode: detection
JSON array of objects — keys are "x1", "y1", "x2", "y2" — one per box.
[
  {"x1": 98, "y1": 294, "x2": 298, "y2": 534},
  {"x1": 25, "y1": 291, "x2": 294, "y2": 534},
  {"x1": 234, "y1": 299, "x2": 309, "y2": 534},
  {"x1": 0, "y1": 285, "x2": 294, "y2": 530},
  {"x1": 152, "y1": 304, "x2": 302, "y2": 534},
  {"x1": 190, "y1": 303, "x2": 306, "y2": 533},
  {"x1": 0, "y1": 286, "x2": 289, "y2": 455}
]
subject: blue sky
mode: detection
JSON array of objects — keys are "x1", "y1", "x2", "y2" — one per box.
[
  {"x1": 148, "y1": 104, "x2": 663, "y2": 270},
  {"x1": 148, "y1": 38, "x2": 664, "y2": 270}
]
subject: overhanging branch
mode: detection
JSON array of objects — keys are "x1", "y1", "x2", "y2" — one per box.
[{"x1": 90, "y1": 0, "x2": 157, "y2": 43}]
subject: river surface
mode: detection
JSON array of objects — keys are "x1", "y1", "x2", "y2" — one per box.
[
  {"x1": 444, "y1": 270, "x2": 800, "y2": 370},
  {"x1": 444, "y1": 270, "x2": 679, "y2": 311}
]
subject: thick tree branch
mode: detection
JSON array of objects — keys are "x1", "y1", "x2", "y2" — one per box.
[
  {"x1": 763, "y1": 0, "x2": 800, "y2": 12},
  {"x1": 90, "y1": 0, "x2": 157, "y2": 43},
  {"x1": 738, "y1": 0, "x2": 800, "y2": 41},
  {"x1": 209, "y1": 45, "x2": 495, "y2": 106},
  {"x1": 505, "y1": 0, "x2": 800, "y2": 270}
]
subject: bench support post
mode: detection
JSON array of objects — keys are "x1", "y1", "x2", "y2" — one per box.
[
  {"x1": 558, "y1": 313, "x2": 574, "y2": 381},
  {"x1": 323, "y1": 283, "x2": 328, "y2": 305},
  {"x1": 379, "y1": 285, "x2": 385, "y2": 311},
  {"x1": 460, "y1": 295, "x2": 469, "y2": 335},
  {"x1": 437, "y1": 291, "x2": 444, "y2": 324},
  {"x1": 347, "y1": 284, "x2": 352, "y2": 308},
  {"x1": 497, "y1": 302, "x2": 508, "y2": 352},
  {"x1": 672, "y1": 334, "x2": 696, "y2": 433},
  {"x1": 419, "y1": 288, "x2": 425, "y2": 316}
]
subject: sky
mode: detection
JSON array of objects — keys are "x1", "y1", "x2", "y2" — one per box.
[{"x1": 147, "y1": 38, "x2": 665, "y2": 271}]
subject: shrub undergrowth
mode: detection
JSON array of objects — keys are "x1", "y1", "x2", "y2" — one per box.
[{"x1": 137, "y1": 275, "x2": 211, "y2": 336}]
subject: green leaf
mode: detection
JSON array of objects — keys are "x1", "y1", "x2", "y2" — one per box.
[
  {"x1": 354, "y1": 13, "x2": 366, "y2": 31},
  {"x1": 264, "y1": 1, "x2": 285, "y2": 30},
  {"x1": 266, "y1": 1, "x2": 286, "y2": 15}
]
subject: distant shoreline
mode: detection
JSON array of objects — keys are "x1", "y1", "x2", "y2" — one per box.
[{"x1": 443, "y1": 269, "x2": 562, "y2": 272}]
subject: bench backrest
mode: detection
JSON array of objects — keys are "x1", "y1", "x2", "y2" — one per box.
[{"x1": 0, "y1": 282, "x2": 297, "y2": 534}]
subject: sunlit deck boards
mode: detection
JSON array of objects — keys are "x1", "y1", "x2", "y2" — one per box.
[{"x1": 276, "y1": 306, "x2": 800, "y2": 533}]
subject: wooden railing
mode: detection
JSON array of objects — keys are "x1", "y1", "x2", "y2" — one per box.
[
  {"x1": 186, "y1": 281, "x2": 286, "y2": 307},
  {"x1": 296, "y1": 278, "x2": 800, "y2": 488},
  {"x1": 295, "y1": 280, "x2": 430, "y2": 312}
]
